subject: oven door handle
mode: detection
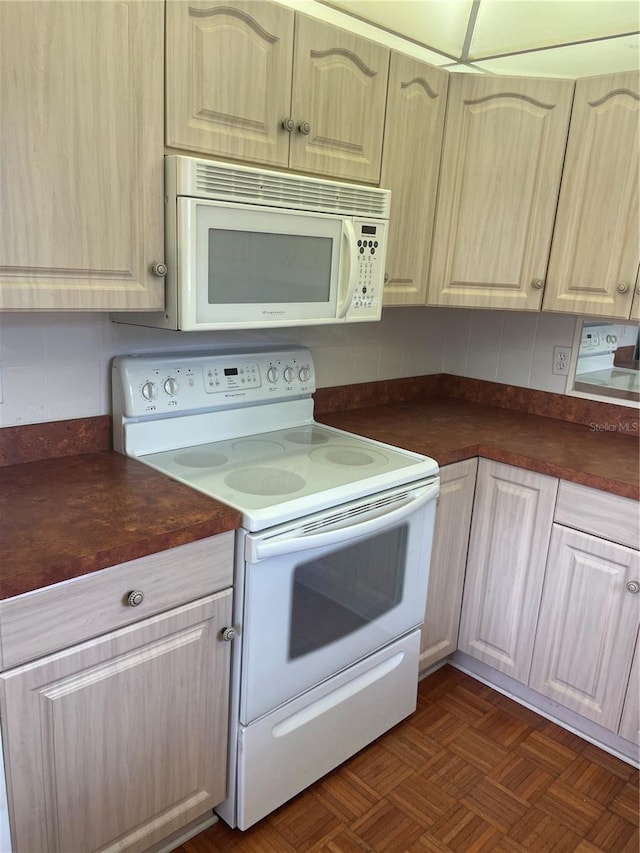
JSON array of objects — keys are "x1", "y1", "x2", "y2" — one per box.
[{"x1": 247, "y1": 479, "x2": 439, "y2": 562}]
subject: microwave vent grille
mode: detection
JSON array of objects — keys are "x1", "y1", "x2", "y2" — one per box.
[{"x1": 193, "y1": 162, "x2": 389, "y2": 218}]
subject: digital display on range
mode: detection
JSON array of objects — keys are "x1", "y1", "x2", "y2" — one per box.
[
  {"x1": 224, "y1": 367, "x2": 239, "y2": 376},
  {"x1": 361, "y1": 225, "x2": 377, "y2": 235}
]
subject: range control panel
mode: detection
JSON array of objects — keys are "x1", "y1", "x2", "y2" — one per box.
[{"x1": 113, "y1": 347, "x2": 315, "y2": 417}]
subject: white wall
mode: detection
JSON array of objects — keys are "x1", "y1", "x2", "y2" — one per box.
[{"x1": 0, "y1": 308, "x2": 576, "y2": 427}]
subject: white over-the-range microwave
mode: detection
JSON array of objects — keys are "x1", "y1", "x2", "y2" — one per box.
[{"x1": 112, "y1": 155, "x2": 391, "y2": 332}]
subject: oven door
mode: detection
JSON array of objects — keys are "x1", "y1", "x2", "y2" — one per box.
[{"x1": 238, "y1": 477, "x2": 439, "y2": 725}]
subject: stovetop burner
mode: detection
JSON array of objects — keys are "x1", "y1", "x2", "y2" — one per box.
[
  {"x1": 310, "y1": 446, "x2": 388, "y2": 467},
  {"x1": 224, "y1": 467, "x2": 306, "y2": 497}
]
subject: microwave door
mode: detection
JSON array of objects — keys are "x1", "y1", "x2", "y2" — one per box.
[{"x1": 183, "y1": 199, "x2": 344, "y2": 330}]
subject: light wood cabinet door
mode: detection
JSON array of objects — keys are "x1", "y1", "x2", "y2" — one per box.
[
  {"x1": 381, "y1": 55, "x2": 448, "y2": 306},
  {"x1": 166, "y1": 0, "x2": 294, "y2": 167},
  {"x1": 427, "y1": 75, "x2": 573, "y2": 310},
  {"x1": 0, "y1": 0, "x2": 164, "y2": 311},
  {"x1": 289, "y1": 14, "x2": 389, "y2": 183},
  {"x1": 619, "y1": 628, "x2": 640, "y2": 746},
  {"x1": 0, "y1": 592, "x2": 232, "y2": 853},
  {"x1": 543, "y1": 72, "x2": 640, "y2": 319},
  {"x1": 529, "y1": 526, "x2": 639, "y2": 732},
  {"x1": 420, "y1": 458, "x2": 477, "y2": 670},
  {"x1": 630, "y1": 267, "x2": 640, "y2": 322},
  {"x1": 458, "y1": 459, "x2": 558, "y2": 682}
]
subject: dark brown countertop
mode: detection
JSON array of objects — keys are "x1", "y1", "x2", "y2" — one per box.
[
  {"x1": 0, "y1": 384, "x2": 637, "y2": 601},
  {"x1": 0, "y1": 452, "x2": 241, "y2": 599},
  {"x1": 318, "y1": 397, "x2": 639, "y2": 500}
]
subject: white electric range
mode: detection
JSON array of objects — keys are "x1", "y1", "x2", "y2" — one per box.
[{"x1": 112, "y1": 346, "x2": 439, "y2": 830}]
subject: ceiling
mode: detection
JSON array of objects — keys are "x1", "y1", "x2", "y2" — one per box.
[{"x1": 320, "y1": 0, "x2": 640, "y2": 76}]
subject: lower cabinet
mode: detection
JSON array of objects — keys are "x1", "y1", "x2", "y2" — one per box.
[
  {"x1": 420, "y1": 458, "x2": 477, "y2": 669},
  {"x1": 451, "y1": 465, "x2": 639, "y2": 755},
  {"x1": 529, "y1": 525, "x2": 640, "y2": 732},
  {"x1": 458, "y1": 459, "x2": 558, "y2": 683},
  {"x1": 619, "y1": 630, "x2": 640, "y2": 746},
  {"x1": 0, "y1": 535, "x2": 235, "y2": 853}
]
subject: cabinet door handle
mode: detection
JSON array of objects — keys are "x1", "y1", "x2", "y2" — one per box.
[
  {"x1": 221, "y1": 626, "x2": 237, "y2": 641},
  {"x1": 281, "y1": 117, "x2": 295, "y2": 132},
  {"x1": 532, "y1": 279, "x2": 544, "y2": 290},
  {"x1": 298, "y1": 121, "x2": 311, "y2": 135},
  {"x1": 126, "y1": 590, "x2": 145, "y2": 607},
  {"x1": 626, "y1": 580, "x2": 640, "y2": 594},
  {"x1": 151, "y1": 262, "x2": 167, "y2": 278},
  {"x1": 617, "y1": 283, "x2": 629, "y2": 294}
]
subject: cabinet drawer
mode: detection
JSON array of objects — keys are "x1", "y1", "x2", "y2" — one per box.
[
  {"x1": 0, "y1": 532, "x2": 234, "y2": 669},
  {"x1": 555, "y1": 481, "x2": 639, "y2": 549}
]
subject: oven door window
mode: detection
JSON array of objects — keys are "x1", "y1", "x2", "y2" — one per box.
[{"x1": 289, "y1": 524, "x2": 407, "y2": 659}]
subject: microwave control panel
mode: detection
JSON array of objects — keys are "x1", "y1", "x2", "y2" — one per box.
[{"x1": 346, "y1": 219, "x2": 388, "y2": 322}]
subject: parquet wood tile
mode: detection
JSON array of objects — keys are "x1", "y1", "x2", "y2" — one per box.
[
  {"x1": 487, "y1": 753, "x2": 555, "y2": 805},
  {"x1": 173, "y1": 665, "x2": 639, "y2": 853},
  {"x1": 350, "y1": 800, "x2": 425, "y2": 851},
  {"x1": 387, "y1": 771, "x2": 457, "y2": 827},
  {"x1": 421, "y1": 750, "x2": 483, "y2": 799},
  {"x1": 516, "y1": 729, "x2": 583, "y2": 776},
  {"x1": 460, "y1": 778, "x2": 529, "y2": 832}
]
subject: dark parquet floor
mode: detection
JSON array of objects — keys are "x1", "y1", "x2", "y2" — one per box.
[{"x1": 175, "y1": 665, "x2": 639, "y2": 852}]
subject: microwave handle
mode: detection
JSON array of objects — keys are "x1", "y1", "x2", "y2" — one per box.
[{"x1": 337, "y1": 219, "x2": 359, "y2": 318}]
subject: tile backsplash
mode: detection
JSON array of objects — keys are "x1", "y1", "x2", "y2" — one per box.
[{"x1": 0, "y1": 308, "x2": 576, "y2": 427}]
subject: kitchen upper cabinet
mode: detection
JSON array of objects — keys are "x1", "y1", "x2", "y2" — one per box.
[
  {"x1": 0, "y1": 0, "x2": 165, "y2": 311},
  {"x1": 166, "y1": 2, "x2": 389, "y2": 183},
  {"x1": 529, "y1": 525, "x2": 639, "y2": 732},
  {"x1": 427, "y1": 75, "x2": 573, "y2": 311},
  {"x1": 289, "y1": 15, "x2": 389, "y2": 182},
  {"x1": 543, "y1": 71, "x2": 640, "y2": 320},
  {"x1": 420, "y1": 459, "x2": 477, "y2": 670},
  {"x1": 381, "y1": 55, "x2": 448, "y2": 307},
  {"x1": 458, "y1": 459, "x2": 558, "y2": 682},
  {"x1": 165, "y1": 0, "x2": 294, "y2": 167}
]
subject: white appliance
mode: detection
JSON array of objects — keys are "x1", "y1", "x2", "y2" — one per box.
[
  {"x1": 112, "y1": 156, "x2": 390, "y2": 332},
  {"x1": 112, "y1": 347, "x2": 439, "y2": 830},
  {"x1": 576, "y1": 323, "x2": 618, "y2": 374}
]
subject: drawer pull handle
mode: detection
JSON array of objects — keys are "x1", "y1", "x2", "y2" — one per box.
[
  {"x1": 626, "y1": 580, "x2": 640, "y2": 594},
  {"x1": 127, "y1": 590, "x2": 145, "y2": 607},
  {"x1": 221, "y1": 626, "x2": 237, "y2": 642}
]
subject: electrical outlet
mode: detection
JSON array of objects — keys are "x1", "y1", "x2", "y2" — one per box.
[{"x1": 552, "y1": 346, "x2": 572, "y2": 376}]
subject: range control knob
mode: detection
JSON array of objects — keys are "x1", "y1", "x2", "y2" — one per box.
[
  {"x1": 164, "y1": 377, "x2": 179, "y2": 396},
  {"x1": 283, "y1": 366, "x2": 294, "y2": 383},
  {"x1": 266, "y1": 366, "x2": 278, "y2": 384},
  {"x1": 299, "y1": 366, "x2": 311, "y2": 383},
  {"x1": 141, "y1": 381, "x2": 156, "y2": 401}
]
